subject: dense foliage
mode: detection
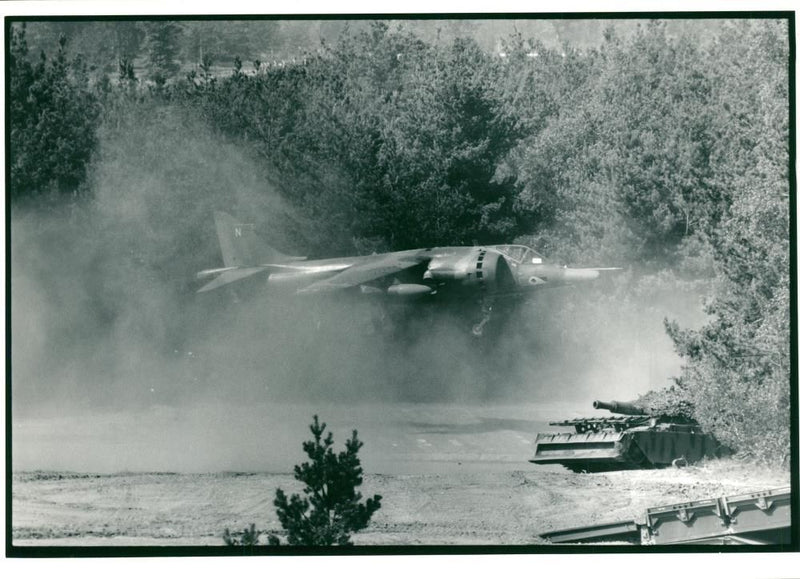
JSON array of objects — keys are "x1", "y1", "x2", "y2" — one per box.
[
  {"x1": 7, "y1": 19, "x2": 791, "y2": 463},
  {"x1": 271, "y1": 416, "x2": 382, "y2": 546},
  {"x1": 662, "y1": 22, "x2": 791, "y2": 462},
  {"x1": 9, "y1": 25, "x2": 100, "y2": 201}
]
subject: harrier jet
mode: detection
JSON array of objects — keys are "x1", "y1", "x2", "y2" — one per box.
[{"x1": 197, "y1": 212, "x2": 620, "y2": 336}]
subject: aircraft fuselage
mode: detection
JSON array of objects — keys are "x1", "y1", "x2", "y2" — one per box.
[
  {"x1": 258, "y1": 245, "x2": 600, "y2": 299},
  {"x1": 197, "y1": 212, "x2": 619, "y2": 335}
]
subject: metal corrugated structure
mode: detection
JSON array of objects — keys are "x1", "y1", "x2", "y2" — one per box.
[
  {"x1": 641, "y1": 486, "x2": 792, "y2": 545},
  {"x1": 540, "y1": 487, "x2": 792, "y2": 546}
]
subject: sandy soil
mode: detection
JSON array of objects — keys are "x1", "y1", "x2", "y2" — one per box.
[
  {"x1": 12, "y1": 460, "x2": 789, "y2": 547},
  {"x1": 11, "y1": 401, "x2": 790, "y2": 547}
]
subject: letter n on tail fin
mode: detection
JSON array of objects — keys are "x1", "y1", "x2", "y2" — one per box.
[
  {"x1": 214, "y1": 211, "x2": 297, "y2": 267},
  {"x1": 198, "y1": 212, "x2": 307, "y2": 293}
]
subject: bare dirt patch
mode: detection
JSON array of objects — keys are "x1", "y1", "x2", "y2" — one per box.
[{"x1": 12, "y1": 459, "x2": 788, "y2": 546}]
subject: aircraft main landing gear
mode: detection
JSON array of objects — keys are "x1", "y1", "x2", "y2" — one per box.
[{"x1": 471, "y1": 299, "x2": 494, "y2": 337}]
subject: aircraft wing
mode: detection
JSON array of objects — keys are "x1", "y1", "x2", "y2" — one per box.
[{"x1": 296, "y1": 254, "x2": 429, "y2": 294}]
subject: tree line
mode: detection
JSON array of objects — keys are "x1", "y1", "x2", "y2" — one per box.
[{"x1": 8, "y1": 19, "x2": 791, "y2": 464}]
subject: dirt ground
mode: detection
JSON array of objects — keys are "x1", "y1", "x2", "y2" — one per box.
[
  {"x1": 11, "y1": 401, "x2": 791, "y2": 547},
  {"x1": 11, "y1": 460, "x2": 789, "y2": 547}
]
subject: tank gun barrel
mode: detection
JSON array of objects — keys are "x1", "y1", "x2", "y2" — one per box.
[{"x1": 593, "y1": 400, "x2": 649, "y2": 416}]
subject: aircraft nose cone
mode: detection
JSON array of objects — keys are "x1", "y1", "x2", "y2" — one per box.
[{"x1": 563, "y1": 268, "x2": 600, "y2": 282}]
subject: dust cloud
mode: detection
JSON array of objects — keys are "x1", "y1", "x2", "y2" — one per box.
[{"x1": 10, "y1": 111, "x2": 708, "y2": 472}]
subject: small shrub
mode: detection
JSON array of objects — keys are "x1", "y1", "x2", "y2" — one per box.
[
  {"x1": 222, "y1": 523, "x2": 259, "y2": 546},
  {"x1": 269, "y1": 415, "x2": 382, "y2": 546}
]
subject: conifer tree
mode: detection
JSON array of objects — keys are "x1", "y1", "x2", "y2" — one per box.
[
  {"x1": 9, "y1": 24, "x2": 100, "y2": 201},
  {"x1": 271, "y1": 415, "x2": 382, "y2": 546},
  {"x1": 140, "y1": 21, "x2": 183, "y2": 86}
]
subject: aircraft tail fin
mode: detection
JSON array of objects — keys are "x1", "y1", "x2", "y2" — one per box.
[{"x1": 213, "y1": 211, "x2": 301, "y2": 267}]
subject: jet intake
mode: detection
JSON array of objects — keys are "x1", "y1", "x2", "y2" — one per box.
[
  {"x1": 386, "y1": 284, "x2": 435, "y2": 298},
  {"x1": 425, "y1": 249, "x2": 515, "y2": 291}
]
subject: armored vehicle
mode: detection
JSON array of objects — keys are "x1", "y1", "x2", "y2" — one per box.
[{"x1": 530, "y1": 400, "x2": 722, "y2": 472}]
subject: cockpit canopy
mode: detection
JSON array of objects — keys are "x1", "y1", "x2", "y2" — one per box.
[{"x1": 488, "y1": 244, "x2": 544, "y2": 265}]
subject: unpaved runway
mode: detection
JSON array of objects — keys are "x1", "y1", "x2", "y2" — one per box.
[
  {"x1": 12, "y1": 401, "x2": 566, "y2": 474},
  {"x1": 12, "y1": 463, "x2": 788, "y2": 546},
  {"x1": 11, "y1": 402, "x2": 790, "y2": 546}
]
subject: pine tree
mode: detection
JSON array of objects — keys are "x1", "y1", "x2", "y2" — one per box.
[
  {"x1": 9, "y1": 24, "x2": 100, "y2": 201},
  {"x1": 140, "y1": 21, "x2": 183, "y2": 86},
  {"x1": 271, "y1": 415, "x2": 382, "y2": 546},
  {"x1": 664, "y1": 20, "x2": 790, "y2": 464}
]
